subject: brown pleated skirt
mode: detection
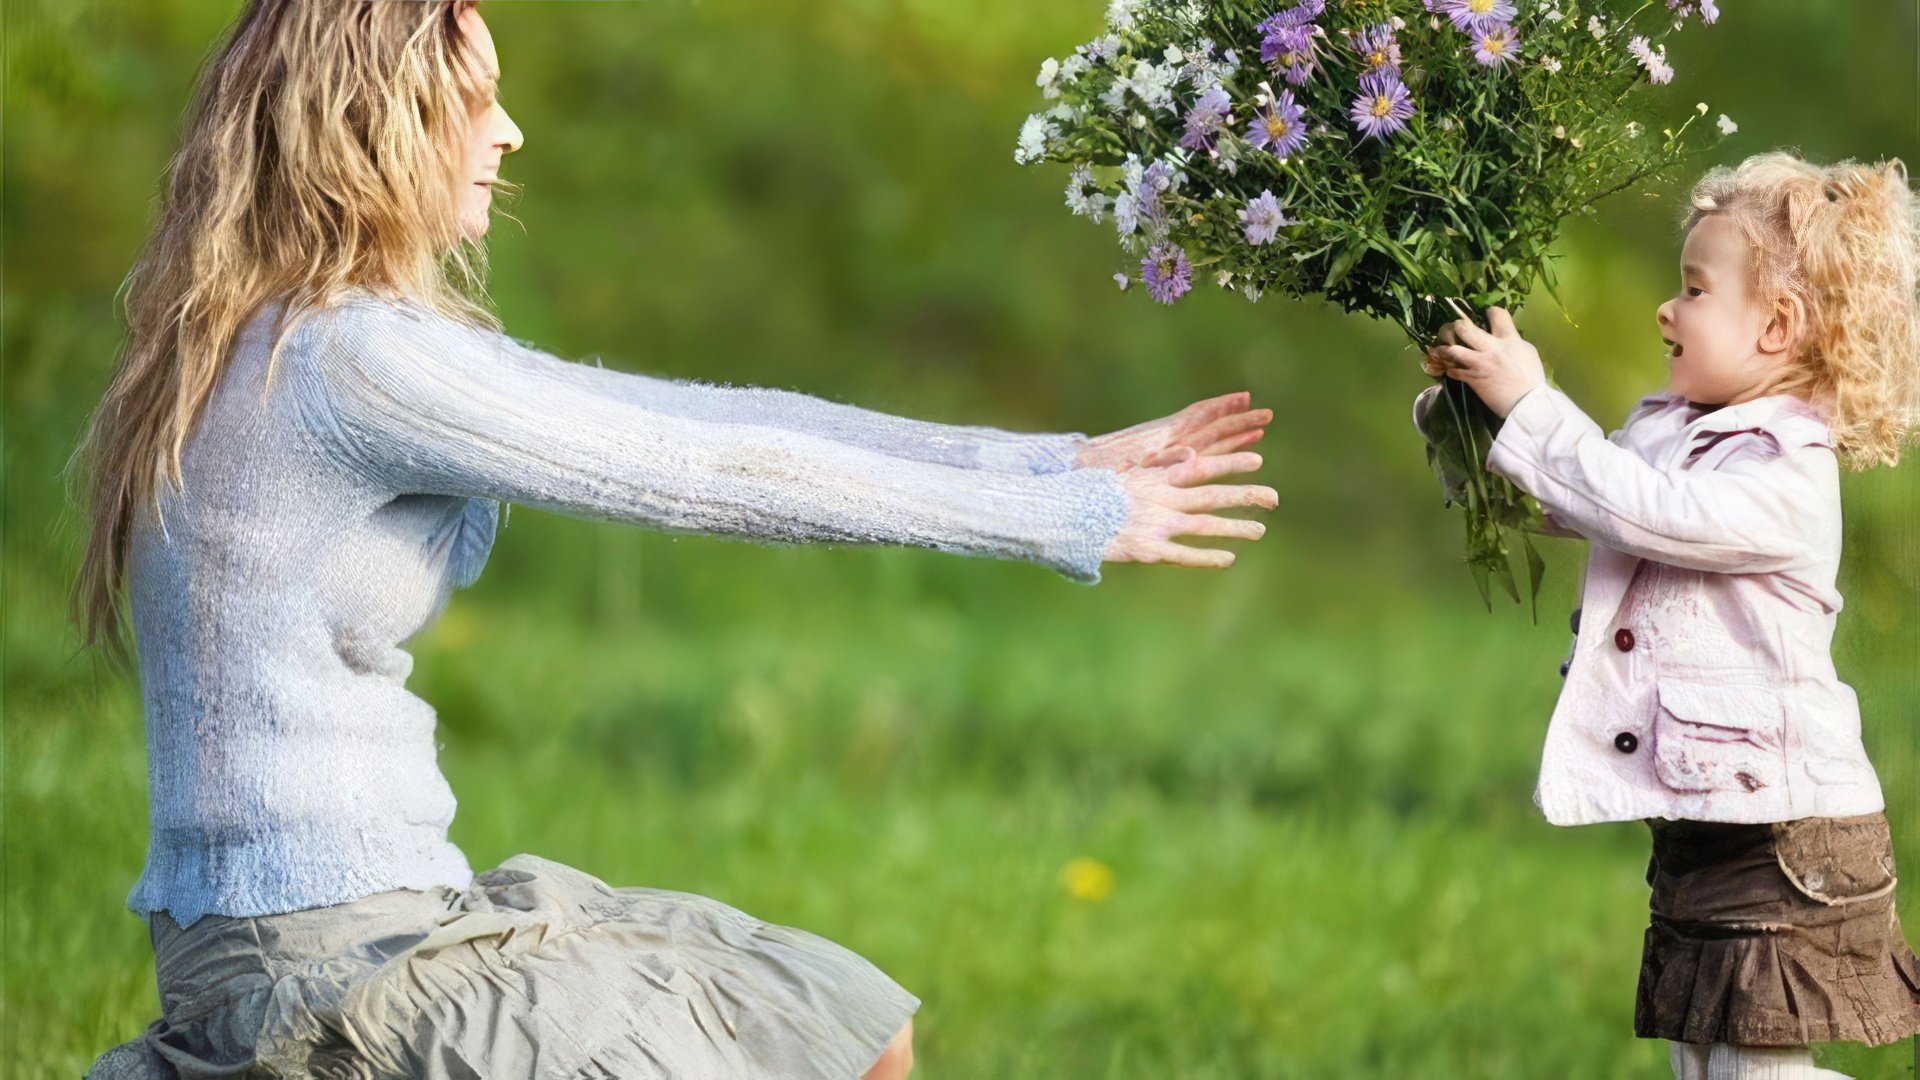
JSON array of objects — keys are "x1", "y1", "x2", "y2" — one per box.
[
  {"x1": 89, "y1": 853, "x2": 918, "y2": 1080},
  {"x1": 1636, "y1": 812, "x2": 1920, "y2": 1047}
]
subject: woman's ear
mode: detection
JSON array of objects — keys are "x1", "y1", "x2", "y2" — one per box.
[{"x1": 1757, "y1": 294, "x2": 1802, "y2": 356}]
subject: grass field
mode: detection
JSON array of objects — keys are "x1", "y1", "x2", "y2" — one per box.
[{"x1": 8, "y1": 0, "x2": 1920, "y2": 1075}]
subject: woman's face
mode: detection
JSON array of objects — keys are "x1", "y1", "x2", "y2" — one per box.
[{"x1": 455, "y1": 4, "x2": 522, "y2": 241}]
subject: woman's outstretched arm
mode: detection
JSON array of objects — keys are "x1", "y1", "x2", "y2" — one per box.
[
  {"x1": 489, "y1": 334, "x2": 1269, "y2": 476},
  {"x1": 286, "y1": 296, "x2": 1273, "y2": 582}
]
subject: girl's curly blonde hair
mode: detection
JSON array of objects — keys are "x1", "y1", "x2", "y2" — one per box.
[{"x1": 1683, "y1": 150, "x2": 1920, "y2": 470}]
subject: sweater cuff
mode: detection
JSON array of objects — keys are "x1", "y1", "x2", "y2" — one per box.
[{"x1": 1044, "y1": 466, "x2": 1128, "y2": 583}]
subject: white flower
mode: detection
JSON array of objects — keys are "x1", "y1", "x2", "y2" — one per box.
[
  {"x1": 1106, "y1": 0, "x2": 1139, "y2": 31},
  {"x1": 1065, "y1": 164, "x2": 1111, "y2": 223},
  {"x1": 1716, "y1": 113, "x2": 1738, "y2": 135},
  {"x1": 1163, "y1": 45, "x2": 1185, "y2": 66},
  {"x1": 1014, "y1": 114, "x2": 1058, "y2": 165},
  {"x1": 1542, "y1": 57, "x2": 1562, "y2": 73},
  {"x1": 1061, "y1": 54, "x2": 1092, "y2": 80},
  {"x1": 1626, "y1": 120, "x2": 1644, "y2": 138},
  {"x1": 1125, "y1": 59, "x2": 1177, "y2": 113},
  {"x1": 1695, "y1": 101, "x2": 1709, "y2": 115},
  {"x1": 1130, "y1": 111, "x2": 1148, "y2": 129},
  {"x1": 1215, "y1": 269, "x2": 1234, "y2": 287},
  {"x1": 1115, "y1": 273, "x2": 1131, "y2": 291},
  {"x1": 1544, "y1": 7, "x2": 1563, "y2": 21},
  {"x1": 1552, "y1": 124, "x2": 1567, "y2": 139},
  {"x1": 1113, "y1": 191, "x2": 1141, "y2": 237},
  {"x1": 1588, "y1": 15, "x2": 1607, "y2": 38},
  {"x1": 1037, "y1": 58, "x2": 1061, "y2": 99}
]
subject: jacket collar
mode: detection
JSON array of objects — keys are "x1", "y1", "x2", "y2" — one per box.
[{"x1": 1664, "y1": 391, "x2": 1835, "y2": 453}]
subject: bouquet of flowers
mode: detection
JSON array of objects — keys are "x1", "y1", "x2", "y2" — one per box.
[{"x1": 1016, "y1": 0, "x2": 1731, "y2": 612}]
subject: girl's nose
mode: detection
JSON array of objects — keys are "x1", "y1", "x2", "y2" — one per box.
[{"x1": 1656, "y1": 299, "x2": 1674, "y2": 331}]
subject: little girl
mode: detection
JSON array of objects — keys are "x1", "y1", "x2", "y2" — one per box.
[{"x1": 1417, "y1": 150, "x2": 1920, "y2": 1078}]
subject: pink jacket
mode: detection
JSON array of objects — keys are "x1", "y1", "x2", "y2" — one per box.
[{"x1": 1415, "y1": 382, "x2": 1885, "y2": 825}]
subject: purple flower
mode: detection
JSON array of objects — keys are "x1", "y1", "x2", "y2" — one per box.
[
  {"x1": 1439, "y1": 0, "x2": 1517, "y2": 32},
  {"x1": 1238, "y1": 189, "x2": 1294, "y2": 245},
  {"x1": 1179, "y1": 86, "x2": 1233, "y2": 152},
  {"x1": 1260, "y1": 24, "x2": 1321, "y2": 86},
  {"x1": 1257, "y1": 0, "x2": 1325, "y2": 33},
  {"x1": 1141, "y1": 242, "x2": 1193, "y2": 304},
  {"x1": 1246, "y1": 87, "x2": 1309, "y2": 160},
  {"x1": 1350, "y1": 71, "x2": 1414, "y2": 141},
  {"x1": 1351, "y1": 24, "x2": 1402, "y2": 77},
  {"x1": 1471, "y1": 23, "x2": 1521, "y2": 67}
]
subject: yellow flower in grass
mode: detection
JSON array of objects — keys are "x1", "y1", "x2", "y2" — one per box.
[{"x1": 1059, "y1": 857, "x2": 1115, "y2": 903}]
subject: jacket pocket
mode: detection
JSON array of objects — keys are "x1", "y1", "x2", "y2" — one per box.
[
  {"x1": 1649, "y1": 677, "x2": 1789, "y2": 796},
  {"x1": 1770, "y1": 814, "x2": 1898, "y2": 906}
]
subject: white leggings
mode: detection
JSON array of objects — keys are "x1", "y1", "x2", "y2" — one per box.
[{"x1": 1668, "y1": 1042, "x2": 1853, "y2": 1079}]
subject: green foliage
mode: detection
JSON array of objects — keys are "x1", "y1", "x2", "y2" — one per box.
[{"x1": 8, "y1": 1, "x2": 1920, "y2": 1076}]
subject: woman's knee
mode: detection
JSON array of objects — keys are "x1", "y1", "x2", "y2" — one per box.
[{"x1": 860, "y1": 1019, "x2": 913, "y2": 1080}]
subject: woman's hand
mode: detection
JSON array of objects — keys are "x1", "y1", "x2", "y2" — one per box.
[
  {"x1": 1421, "y1": 307, "x2": 1546, "y2": 418},
  {"x1": 1076, "y1": 391, "x2": 1273, "y2": 472},
  {"x1": 1102, "y1": 451, "x2": 1278, "y2": 568}
]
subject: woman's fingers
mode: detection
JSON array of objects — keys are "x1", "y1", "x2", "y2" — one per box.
[
  {"x1": 1487, "y1": 306, "x2": 1517, "y2": 338},
  {"x1": 1205, "y1": 428, "x2": 1265, "y2": 455},
  {"x1": 1168, "y1": 451, "x2": 1263, "y2": 487},
  {"x1": 1184, "y1": 407, "x2": 1272, "y2": 452},
  {"x1": 1167, "y1": 482, "x2": 1279, "y2": 512},
  {"x1": 1142, "y1": 540, "x2": 1236, "y2": 568},
  {"x1": 1172, "y1": 512, "x2": 1266, "y2": 541},
  {"x1": 1139, "y1": 445, "x2": 1197, "y2": 469}
]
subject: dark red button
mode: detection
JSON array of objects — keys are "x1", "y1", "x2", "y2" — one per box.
[
  {"x1": 1614, "y1": 628, "x2": 1636, "y2": 652},
  {"x1": 1614, "y1": 732, "x2": 1638, "y2": 754},
  {"x1": 1558, "y1": 659, "x2": 1572, "y2": 678}
]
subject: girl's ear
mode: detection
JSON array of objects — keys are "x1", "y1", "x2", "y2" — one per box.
[{"x1": 1757, "y1": 294, "x2": 1802, "y2": 356}]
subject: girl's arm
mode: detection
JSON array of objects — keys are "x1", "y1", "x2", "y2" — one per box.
[
  {"x1": 492, "y1": 334, "x2": 1270, "y2": 477},
  {"x1": 287, "y1": 298, "x2": 1272, "y2": 582},
  {"x1": 1484, "y1": 384, "x2": 1837, "y2": 574},
  {"x1": 1423, "y1": 308, "x2": 1835, "y2": 574}
]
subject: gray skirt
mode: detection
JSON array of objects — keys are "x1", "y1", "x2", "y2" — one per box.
[{"x1": 91, "y1": 853, "x2": 919, "y2": 1079}]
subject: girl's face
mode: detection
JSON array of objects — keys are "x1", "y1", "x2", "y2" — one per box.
[
  {"x1": 1654, "y1": 213, "x2": 1794, "y2": 406},
  {"x1": 455, "y1": 4, "x2": 522, "y2": 241}
]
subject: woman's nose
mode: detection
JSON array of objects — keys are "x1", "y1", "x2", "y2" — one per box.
[{"x1": 495, "y1": 105, "x2": 524, "y2": 154}]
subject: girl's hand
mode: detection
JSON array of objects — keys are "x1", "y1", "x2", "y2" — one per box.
[
  {"x1": 1421, "y1": 307, "x2": 1546, "y2": 418},
  {"x1": 1076, "y1": 391, "x2": 1273, "y2": 472},
  {"x1": 1101, "y1": 451, "x2": 1278, "y2": 568}
]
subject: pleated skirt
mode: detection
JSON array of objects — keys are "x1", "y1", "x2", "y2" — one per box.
[
  {"x1": 92, "y1": 852, "x2": 919, "y2": 1079},
  {"x1": 1636, "y1": 812, "x2": 1920, "y2": 1048}
]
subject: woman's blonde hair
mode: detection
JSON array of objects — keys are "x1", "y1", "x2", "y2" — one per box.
[
  {"x1": 1683, "y1": 150, "x2": 1920, "y2": 469},
  {"x1": 65, "y1": 0, "x2": 516, "y2": 668}
]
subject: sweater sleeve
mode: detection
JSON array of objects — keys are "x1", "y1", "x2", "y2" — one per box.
[
  {"x1": 491, "y1": 333, "x2": 1086, "y2": 475},
  {"x1": 1484, "y1": 385, "x2": 1838, "y2": 574},
  {"x1": 288, "y1": 298, "x2": 1128, "y2": 583}
]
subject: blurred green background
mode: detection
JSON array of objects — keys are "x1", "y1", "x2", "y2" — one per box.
[{"x1": 7, "y1": 1, "x2": 1920, "y2": 1076}]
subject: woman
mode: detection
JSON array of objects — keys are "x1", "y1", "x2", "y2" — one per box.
[{"x1": 78, "y1": 3, "x2": 1276, "y2": 1078}]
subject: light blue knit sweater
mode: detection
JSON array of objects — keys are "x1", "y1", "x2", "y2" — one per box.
[{"x1": 125, "y1": 289, "x2": 1130, "y2": 929}]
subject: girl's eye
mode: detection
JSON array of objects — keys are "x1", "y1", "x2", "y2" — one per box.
[{"x1": 1685, "y1": 287, "x2": 1704, "y2": 298}]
